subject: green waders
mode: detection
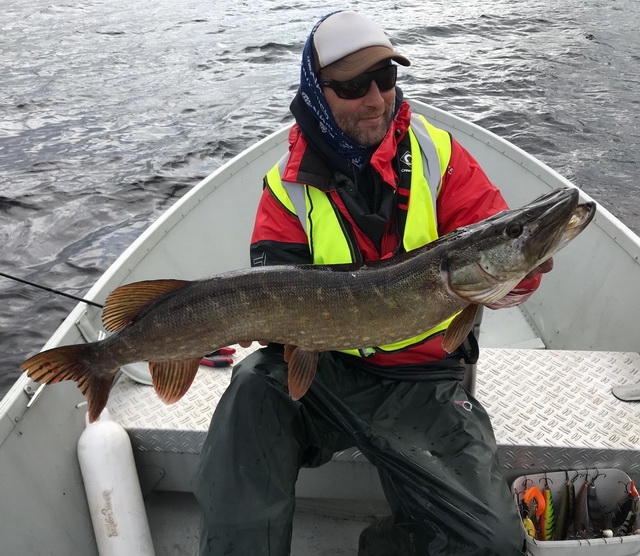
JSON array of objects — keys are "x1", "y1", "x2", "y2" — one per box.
[{"x1": 193, "y1": 345, "x2": 526, "y2": 555}]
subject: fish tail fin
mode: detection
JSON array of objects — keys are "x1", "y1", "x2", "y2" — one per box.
[{"x1": 20, "y1": 344, "x2": 116, "y2": 423}]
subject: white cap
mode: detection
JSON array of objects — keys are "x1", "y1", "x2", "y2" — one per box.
[{"x1": 313, "y1": 11, "x2": 410, "y2": 80}]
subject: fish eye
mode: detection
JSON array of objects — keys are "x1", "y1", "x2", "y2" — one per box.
[{"x1": 506, "y1": 223, "x2": 523, "y2": 238}]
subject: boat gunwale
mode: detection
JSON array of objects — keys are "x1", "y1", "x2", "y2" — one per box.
[{"x1": 417, "y1": 101, "x2": 640, "y2": 259}]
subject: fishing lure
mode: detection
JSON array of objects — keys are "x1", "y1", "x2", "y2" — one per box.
[
  {"x1": 587, "y1": 470, "x2": 605, "y2": 535},
  {"x1": 523, "y1": 486, "x2": 546, "y2": 518},
  {"x1": 616, "y1": 508, "x2": 637, "y2": 537},
  {"x1": 523, "y1": 515, "x2": 537, "y2": 538},
  {"x1": 523, "y1": 485, "x2": 546, "y2": 539},
  {"x1": 613, "y1": 480, "x2": 637, "y2": 530},
  {"x1": 612, "y1": 479, "x2": 640, "y2": 537},
  {"x1": 554, "y1": 471, "x2": 576, "y2": 541},
  {"x1": 539, "y1": 477, "x2": 556, "y2": 541},
  {"x1": 516, "y1": 483, "x2": 538, "y2": 538},
  {"x1": 573, "y1": 473, "x2": 590, "y2": 538},
  {"x1": 630, "y1": 482, "x2": 640, "y2": 534}
]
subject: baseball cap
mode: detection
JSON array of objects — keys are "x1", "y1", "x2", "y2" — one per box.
[{"x1": 313, "y1": 11, "x2": 410, "y2": 81}]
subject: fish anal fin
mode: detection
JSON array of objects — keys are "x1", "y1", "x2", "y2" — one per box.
[
  {"x1": 442, "y1": 304, "x2": 480, "y2": 354},
  {"x1": 20, "y1": 343, "x2": 116, "y2": 423},
  {"x1": 102, "y1": 279, "x2": 190, "y2": 332},
  {"x1": 286, "y1": 346, "x2": 318, "y2": 401},
  {"x1": 149, "y1": 358, "x2": 201, "y2": 404}
]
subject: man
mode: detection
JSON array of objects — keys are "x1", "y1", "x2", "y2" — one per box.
[{"x1": 194, "y1": 11, "x2": 549, "y2": 555}]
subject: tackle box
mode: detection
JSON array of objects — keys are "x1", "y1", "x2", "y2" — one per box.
[{"x1": 512, "y1": 469, "x2": 640, "y2": 555}]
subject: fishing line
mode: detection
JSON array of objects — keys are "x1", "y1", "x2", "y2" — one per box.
[{"x1": 0, "y1": 271, "x2": 104, "y2": 309}]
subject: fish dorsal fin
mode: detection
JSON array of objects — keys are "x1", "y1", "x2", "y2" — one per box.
[
  {"x1": 284, "y1": 344, "x2": 318, "y2": 401},
  {"x1": 441, "y1": 304, "x2": 480, "y2": 354},
  {"x1": 102, "y1": 279, "x2": 190, "y2": 332},
  {"x1": 149, "y1": 358, "x2": 201, "y2": 404}
]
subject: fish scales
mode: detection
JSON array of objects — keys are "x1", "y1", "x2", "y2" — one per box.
[
  {"x1": 185, "y1": 259, "x2": 456, "y2": 354},
  {"x1": 77, "y1": 258, "x2": 455, "y2": 373}
]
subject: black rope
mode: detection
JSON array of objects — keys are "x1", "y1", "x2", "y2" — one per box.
[{"x1": 0, "y1": 271, "x2": 104, "y2": 309}]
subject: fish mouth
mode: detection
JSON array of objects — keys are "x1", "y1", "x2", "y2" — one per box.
[
  {"x1": 509, "y1": 188, "x2": 594, "y2": 264},
  {"x1": 545, "y1": 201, "x2": 596, "y2": 257},
  {"x1": 444, "y1": 187, "x2": 596, "y2": 304}
]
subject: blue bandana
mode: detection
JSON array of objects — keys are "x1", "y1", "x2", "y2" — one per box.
[{"x1": 299, "y1": 11, "x2": 372, "y2": 169}]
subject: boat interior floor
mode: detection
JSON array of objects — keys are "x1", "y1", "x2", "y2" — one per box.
[{"x1": 145, "y1": 490, "x2": 377, "y2": 556}]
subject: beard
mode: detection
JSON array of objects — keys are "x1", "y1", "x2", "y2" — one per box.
[{"x1": 333, "y1": 101, "x2": 394, "y2": 147}]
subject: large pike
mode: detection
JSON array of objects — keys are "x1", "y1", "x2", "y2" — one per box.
[{"x1": 21, "y1": 188, "x2": 595, "y2": 422}]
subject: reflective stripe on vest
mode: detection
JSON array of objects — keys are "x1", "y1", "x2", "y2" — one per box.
[
  {"x1": 403, "y1": 114, "x2": 452, "y2": 252},
  {"x1": 267, "y1": 157, "x2": 354, "y2": 264},
  {"x1": 265, "y1": 115, "x2": 458, "y2": 356}
]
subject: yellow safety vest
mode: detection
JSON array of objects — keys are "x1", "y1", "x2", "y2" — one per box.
[{"x1": 266, "y1": 114, "x2": 457, "y2": 356}]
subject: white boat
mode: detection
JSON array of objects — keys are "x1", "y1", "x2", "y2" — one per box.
[{"x1": 2, "y1": 99, "x2": 640, "y2": 555}]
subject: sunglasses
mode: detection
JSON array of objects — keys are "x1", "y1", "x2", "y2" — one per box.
[{"x1": 320, "y1": 65, "x2": 398, "y2": 100}]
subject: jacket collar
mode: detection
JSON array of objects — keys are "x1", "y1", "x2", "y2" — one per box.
[{"x1": 284, "y1": 94, "x2": 412, "y2": 191}]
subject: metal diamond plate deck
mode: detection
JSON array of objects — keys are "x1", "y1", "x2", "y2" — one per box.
[
  {"x1": 107, "y1": 345, "x2": 254, "y2": 453},
  {"x1": 108, "y1": 346, "x2": 640, "y2": 472},
  {"x1": 476, "y1": 348, "x2": 640, "y2": 473}
]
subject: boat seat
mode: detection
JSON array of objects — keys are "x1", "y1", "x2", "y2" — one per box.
[{"x1": 107, "y1": 345, "x2": 640, "y2": 493}]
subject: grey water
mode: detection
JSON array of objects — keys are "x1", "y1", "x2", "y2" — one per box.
[{"x1": 1, "y1": 0, "x2": 639, "y2": 398}]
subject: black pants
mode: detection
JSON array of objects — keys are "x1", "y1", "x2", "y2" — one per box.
[{"x1": 193, "y1": 346, "x2": 526, "y2": 555}]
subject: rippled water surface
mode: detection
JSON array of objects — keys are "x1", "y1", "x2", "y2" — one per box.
[{"x1": 1, "y1": 0, "x2": 639, "y2": 397}]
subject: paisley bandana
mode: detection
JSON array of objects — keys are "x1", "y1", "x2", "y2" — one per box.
[{"x1": 299, "y1": 11, "x2": 396, "y2": 169}]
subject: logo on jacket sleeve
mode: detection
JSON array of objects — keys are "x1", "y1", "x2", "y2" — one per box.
[{"x1": 252, "y1": 251, "x2": 267, "y2": 267}]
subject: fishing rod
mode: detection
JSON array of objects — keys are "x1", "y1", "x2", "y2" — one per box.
[{"x1": 0, "y1": 271, "x2": 104, "y2": 309}]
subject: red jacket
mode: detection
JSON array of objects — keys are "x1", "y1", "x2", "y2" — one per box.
[{"x1": 250, "y1": 103, "x2": 541, "y2": 366}]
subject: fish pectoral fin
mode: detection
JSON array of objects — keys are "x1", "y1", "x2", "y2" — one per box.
[
  {"x1": 441, "y1": 304, "x2": 480, "y2": 354},
  {"x1": 285, "y1": 345, "x2": 318, "y2": 401},
  {"x1": 103, "y1": 279, "x2": 191, "y2": 332},
  {"x1": 149, "y1": 358, "x2": 201, "y2": 404}
]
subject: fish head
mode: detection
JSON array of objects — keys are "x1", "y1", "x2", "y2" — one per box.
[{"x1": 444, "y1": 187, "x2": 595, "y2": 305}]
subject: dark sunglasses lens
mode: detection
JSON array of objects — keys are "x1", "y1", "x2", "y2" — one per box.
[
  {"x1": 333, "y1": 65, "x2": 397, "y2": 99},
  {"x1": 375, "y1": 65, "x2": 397, "y2": 92},
  {"x1": 334, "y1": 77, "x2": 369, "y2": 99}
]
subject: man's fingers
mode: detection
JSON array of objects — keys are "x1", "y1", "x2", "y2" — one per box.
[
  {"x1": 238, "y1": 341, "x2": 269, "y2": 348},
  {"x1": 525, "y1": 257, "x2": 554, "y2": 279}
]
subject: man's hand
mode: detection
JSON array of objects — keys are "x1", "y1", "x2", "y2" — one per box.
[
  {"x1": 238, "y1": 341, "x2": 269, "y2": 349},
  {"x1": 524, "y1": 257, "x2": 554, "y2": 280},
  {"x1": 487, "y1": 257, "x2": 554, "y2": 310}
]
